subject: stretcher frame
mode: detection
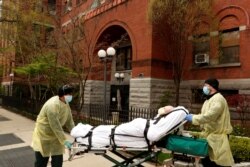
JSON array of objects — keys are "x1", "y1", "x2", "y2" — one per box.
[{"x1": 68, "y1": 120, "x2": 187, "y2": 167}]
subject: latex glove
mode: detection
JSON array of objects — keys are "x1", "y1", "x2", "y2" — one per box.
[
  {"x1": 185, "y1": 114, "x2": 193, "y2": 122},
  {"x1": 64, "y1": 141, "x2": 72, "y2": 149}
]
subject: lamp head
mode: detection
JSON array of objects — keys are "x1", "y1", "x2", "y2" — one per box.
[
  {"x1": 114, "y1": 73, "x2": 120, "y2": 78},
  {"x1": 119, "y1": 73, "x2": 124, "y2": 78},
  {"x1": 98, "y1": 49, "x2": 106, "y2": 59},
  {"x1": 106, "y1": 47, "x2": 116, "y2": 57}
]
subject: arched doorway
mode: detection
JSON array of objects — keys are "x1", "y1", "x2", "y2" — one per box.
[{"x1": 96, "y1": 25, "x2": 132, "y2": 122}]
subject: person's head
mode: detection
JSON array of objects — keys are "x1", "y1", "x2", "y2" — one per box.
[
  {"x1": 158, "y1": 105, "x2": 174, "y2": 115},
  {"x1": 164, "y1": 105, "x2": 174, "y2": 113},
  {"x1": 203, "y1": 78, "x2": 219, "y2": 95},
  {"x1": 58, "y1": 84, "x2": 74, "y2": 103}
]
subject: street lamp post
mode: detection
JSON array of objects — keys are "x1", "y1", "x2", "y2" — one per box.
[
  {"x1": 9, "y1": 73, "x2": 14, "y2": 96},
  {"x1": 98, "y1": 47, "x2": 116, "y2": 124}
]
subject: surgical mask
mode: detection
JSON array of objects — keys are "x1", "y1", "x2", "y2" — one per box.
[
  {"x1": 64, "y1": 95, "x2": 73, "y2": 103},
  {"x1": 203, "y1": 86, "x2": 210, "y2": 95}
]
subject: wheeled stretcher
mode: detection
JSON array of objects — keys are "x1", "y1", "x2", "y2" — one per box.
[{"x1": 68, "y1": 107, "x2": 189, "y2": 166}]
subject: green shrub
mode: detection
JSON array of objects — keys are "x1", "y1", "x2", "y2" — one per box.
[
  {"x1": 156, "y1": 152, "x2": 172, "y2": 164},
  {"x1": 229, "y1": 135, "x2": 250, "y2": 163},
  {"x1": 231, "y1": 124, "x2": 249, "y2": 137}
]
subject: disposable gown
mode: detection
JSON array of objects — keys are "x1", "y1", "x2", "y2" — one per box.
[
  {"x1": 192, "y1": 93, "x2": 234, "y2": 166},
  {"x1": 32, "y1": 96, "x2": 75, "y2": 157}
]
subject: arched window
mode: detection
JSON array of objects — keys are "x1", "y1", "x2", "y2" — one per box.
[{"x1": 219, "y1": 27, "x2": 240, "y2": 64}]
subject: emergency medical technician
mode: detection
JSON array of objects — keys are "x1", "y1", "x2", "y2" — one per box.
[
  {"x1": 185, "y1": 78, "x2": 234, "y2": 167},
  {"x1": 32, "y1": 84, "x2": 75, "y2": 167}
]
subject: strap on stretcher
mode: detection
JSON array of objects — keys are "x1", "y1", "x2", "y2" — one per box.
[
  {"x1": 87, "y1": 127, "x2": 96, "y2": 150},
  {"x1": 110, "y1": 119, "x2": 151, "y2": 151}
]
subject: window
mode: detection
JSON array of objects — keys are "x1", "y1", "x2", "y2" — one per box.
[
  {"x1": 33, "y1": 24, "x2": 41, "y2": 46},
  {"x1": 116, "y1": 46, "x2": 132, "y2": 71},
  {"x1": 192, "y1": 34, "x2": 210, "y2": 63},
  {"x1": 48, "y1": 0, "x2": 56, "y2": 13},
  {"x1": 64, "y1": 0, "x2": 72, "y2": 13},
  {"x1": 45, "y1": 27, "x2": 54, "y2": 46},
  {"x1": 219, "y1": 28, "x2": 239, "y2": 64}
]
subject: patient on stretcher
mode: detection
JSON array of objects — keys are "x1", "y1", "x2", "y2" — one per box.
[{"x1": 70, "y1": 106, "x2": 189, "y2": 149}]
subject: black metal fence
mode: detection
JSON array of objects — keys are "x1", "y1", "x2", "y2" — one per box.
[
  {"x1": 0, "y1": 95, "x2": 158, "y2": 125},
  {"x1": 0, "y1": 95, "x2": 45, "y2": 118},
  {"x1": 79, "y1": 104, "x2": 158, "y2": 125}
]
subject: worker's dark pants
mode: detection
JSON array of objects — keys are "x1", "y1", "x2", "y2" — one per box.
[
  {"x1": 35, "y1": 151, "x2": 63, "y2": 167},
  {"x1": 201, "y1": 156, "x2": 231, "y2": 167}
]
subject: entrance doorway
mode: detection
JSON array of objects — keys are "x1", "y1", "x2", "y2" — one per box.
[{"x1": 110, "y1": 85, "x2": 129, "y2": 122}]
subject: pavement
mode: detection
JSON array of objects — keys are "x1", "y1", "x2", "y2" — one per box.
[{"x1": 0, "y1": 106, "x2": 155, "y2": 167}]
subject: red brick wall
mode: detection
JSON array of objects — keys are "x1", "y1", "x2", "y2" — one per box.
[
  {"x1": 60, "y1": 0, "x2": 250, "y2": 82},
  {"x1": 183, "y1": 0, "x2": 250, "y2": 80},
  {"x1": 60, "y1": 0, "x2": 153, "y2": 79}
]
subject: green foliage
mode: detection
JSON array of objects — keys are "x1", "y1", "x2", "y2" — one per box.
[
  {"x1": 156, "y1": 152, "x2": 172, "y2": 164},
  {"x1": 14, "y1": 52, "x2": 76, "y2": 81},
  {"x1": 229, "y1": 136, "x2": 250, "y2": 162},
  {"x1": 231, "y1": 124, "x2": 249, "y2": 137}
]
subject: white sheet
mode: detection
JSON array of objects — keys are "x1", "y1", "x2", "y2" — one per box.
[{"x1": 70, "y1": 106, "x2": 189, "y2": 148}]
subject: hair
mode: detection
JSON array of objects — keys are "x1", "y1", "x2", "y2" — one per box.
[{"x1": 57, "y1": 84, "x2": 74, "y2": 97}]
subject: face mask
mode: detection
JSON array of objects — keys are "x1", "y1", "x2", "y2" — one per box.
[
  {"x1": 203, "y1": 86, "x2": 210, "y2": 95},
  {"x1": 64, "y1": 95, "x2": 73, "y2": 103}
]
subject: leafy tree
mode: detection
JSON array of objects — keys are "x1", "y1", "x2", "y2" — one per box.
[
  {"x1": 14, "y1": 53, "x2": 76, "y2": 100},
  {"x1": 148, "y1": 0, "x2": 212, "y2": 105},
  {"x1": 51, "y1": 2, "x2": 106, "y2": 113},
  {"x1": 0, "y1": 0, "x2": 65, "y2": 99}
]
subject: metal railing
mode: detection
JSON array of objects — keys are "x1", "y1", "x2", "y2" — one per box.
[
  {"x1": 78, "y1": 104, "x2": 158, "y2": 125},
  {"x1": 0, "y1": 95, "x2": 158, "y2": 125}
]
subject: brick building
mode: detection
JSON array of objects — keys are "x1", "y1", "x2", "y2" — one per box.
[
  {"x1": 1, "y1": 0, "x2": 250, "y2": 112},
  {"x1": 58, "y1": 0, "x2": 250, "y2": 111}
]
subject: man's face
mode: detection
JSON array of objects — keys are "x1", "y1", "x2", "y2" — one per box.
[{"x1": 203, "y1": 83, "x2": 211, "y2": 95}]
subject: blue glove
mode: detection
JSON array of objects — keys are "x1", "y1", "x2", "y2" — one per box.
[
  {"x1": 64, "y1": 141, "x2": 72, "y2": 149},
  {"x1": 185, "y1": 114, "x2": 193, "y2": 122}
]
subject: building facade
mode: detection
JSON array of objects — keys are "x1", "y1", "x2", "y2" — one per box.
[{"x1": 58, "y1": 0, "x2": 250, "y2": 111}]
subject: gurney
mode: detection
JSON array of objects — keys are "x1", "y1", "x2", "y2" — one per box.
[{"x1": 68, "y1": 106, "x2": 189, "y2": 166}]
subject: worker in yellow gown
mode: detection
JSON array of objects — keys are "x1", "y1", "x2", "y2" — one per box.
[
  {"x1": 32, "y1": 84, "x2": 75, "y2": 167},
  {"x1": 185, "y1": 78, "x2": 234, "y2": 167}
]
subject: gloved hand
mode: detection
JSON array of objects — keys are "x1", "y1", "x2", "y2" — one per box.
[
  {"x1": 64, "y1": 141, "x2": 72, "y2": 149},
  {"x1": 185, "y1": 114, "x2": 193, "y2": 122}
]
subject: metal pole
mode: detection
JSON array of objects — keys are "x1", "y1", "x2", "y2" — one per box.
[{"x1": 103, "y1": 58, "x2": 107, "y2": 124}]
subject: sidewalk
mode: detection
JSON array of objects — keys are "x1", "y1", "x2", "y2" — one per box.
[{"x1": 0, "y1": 107, "x2": 154, "y2": 167}]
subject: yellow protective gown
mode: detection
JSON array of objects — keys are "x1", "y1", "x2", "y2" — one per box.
[
  {"x1": 32, "y1": 96, "x2": 75, "y2": 157},
  {"x1": 192, "y1": 93, "x2": 234, "y2": 166}
]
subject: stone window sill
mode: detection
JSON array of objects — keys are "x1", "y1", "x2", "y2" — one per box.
[{"x1": 191, "y1": 62, "x2": 241, "y2": 69}]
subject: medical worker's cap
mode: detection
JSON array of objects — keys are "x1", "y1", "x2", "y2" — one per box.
[
  {"x1": 58, "y1": 84, "x2": 74, "y2": 97},
  {"x1": 204, "y1": 78, "x2": 219, "y2": 90}
]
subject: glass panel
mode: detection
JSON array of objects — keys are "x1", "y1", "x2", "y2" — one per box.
[
  {"x1": 116, "y1": 46, "x2": 132, "y2": 71},
  {"x1": 192, "y1": 34, "x2": 210, "y2": 63},
  {"x1": 45, "y1": 27, "x2": 54, "y2": 46},
  {"x1": 220, "y1": 46, "x2": 239, "y2": 63},
  {"x1": 48, "y1": 0, "x2": 56, "y2": 12},
  {"x1": 219, "y1": 29, "x2": 240, "y2": 64},
  {"x1": 221, "y1": 31, "x2": 239, "y2": 47}
]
